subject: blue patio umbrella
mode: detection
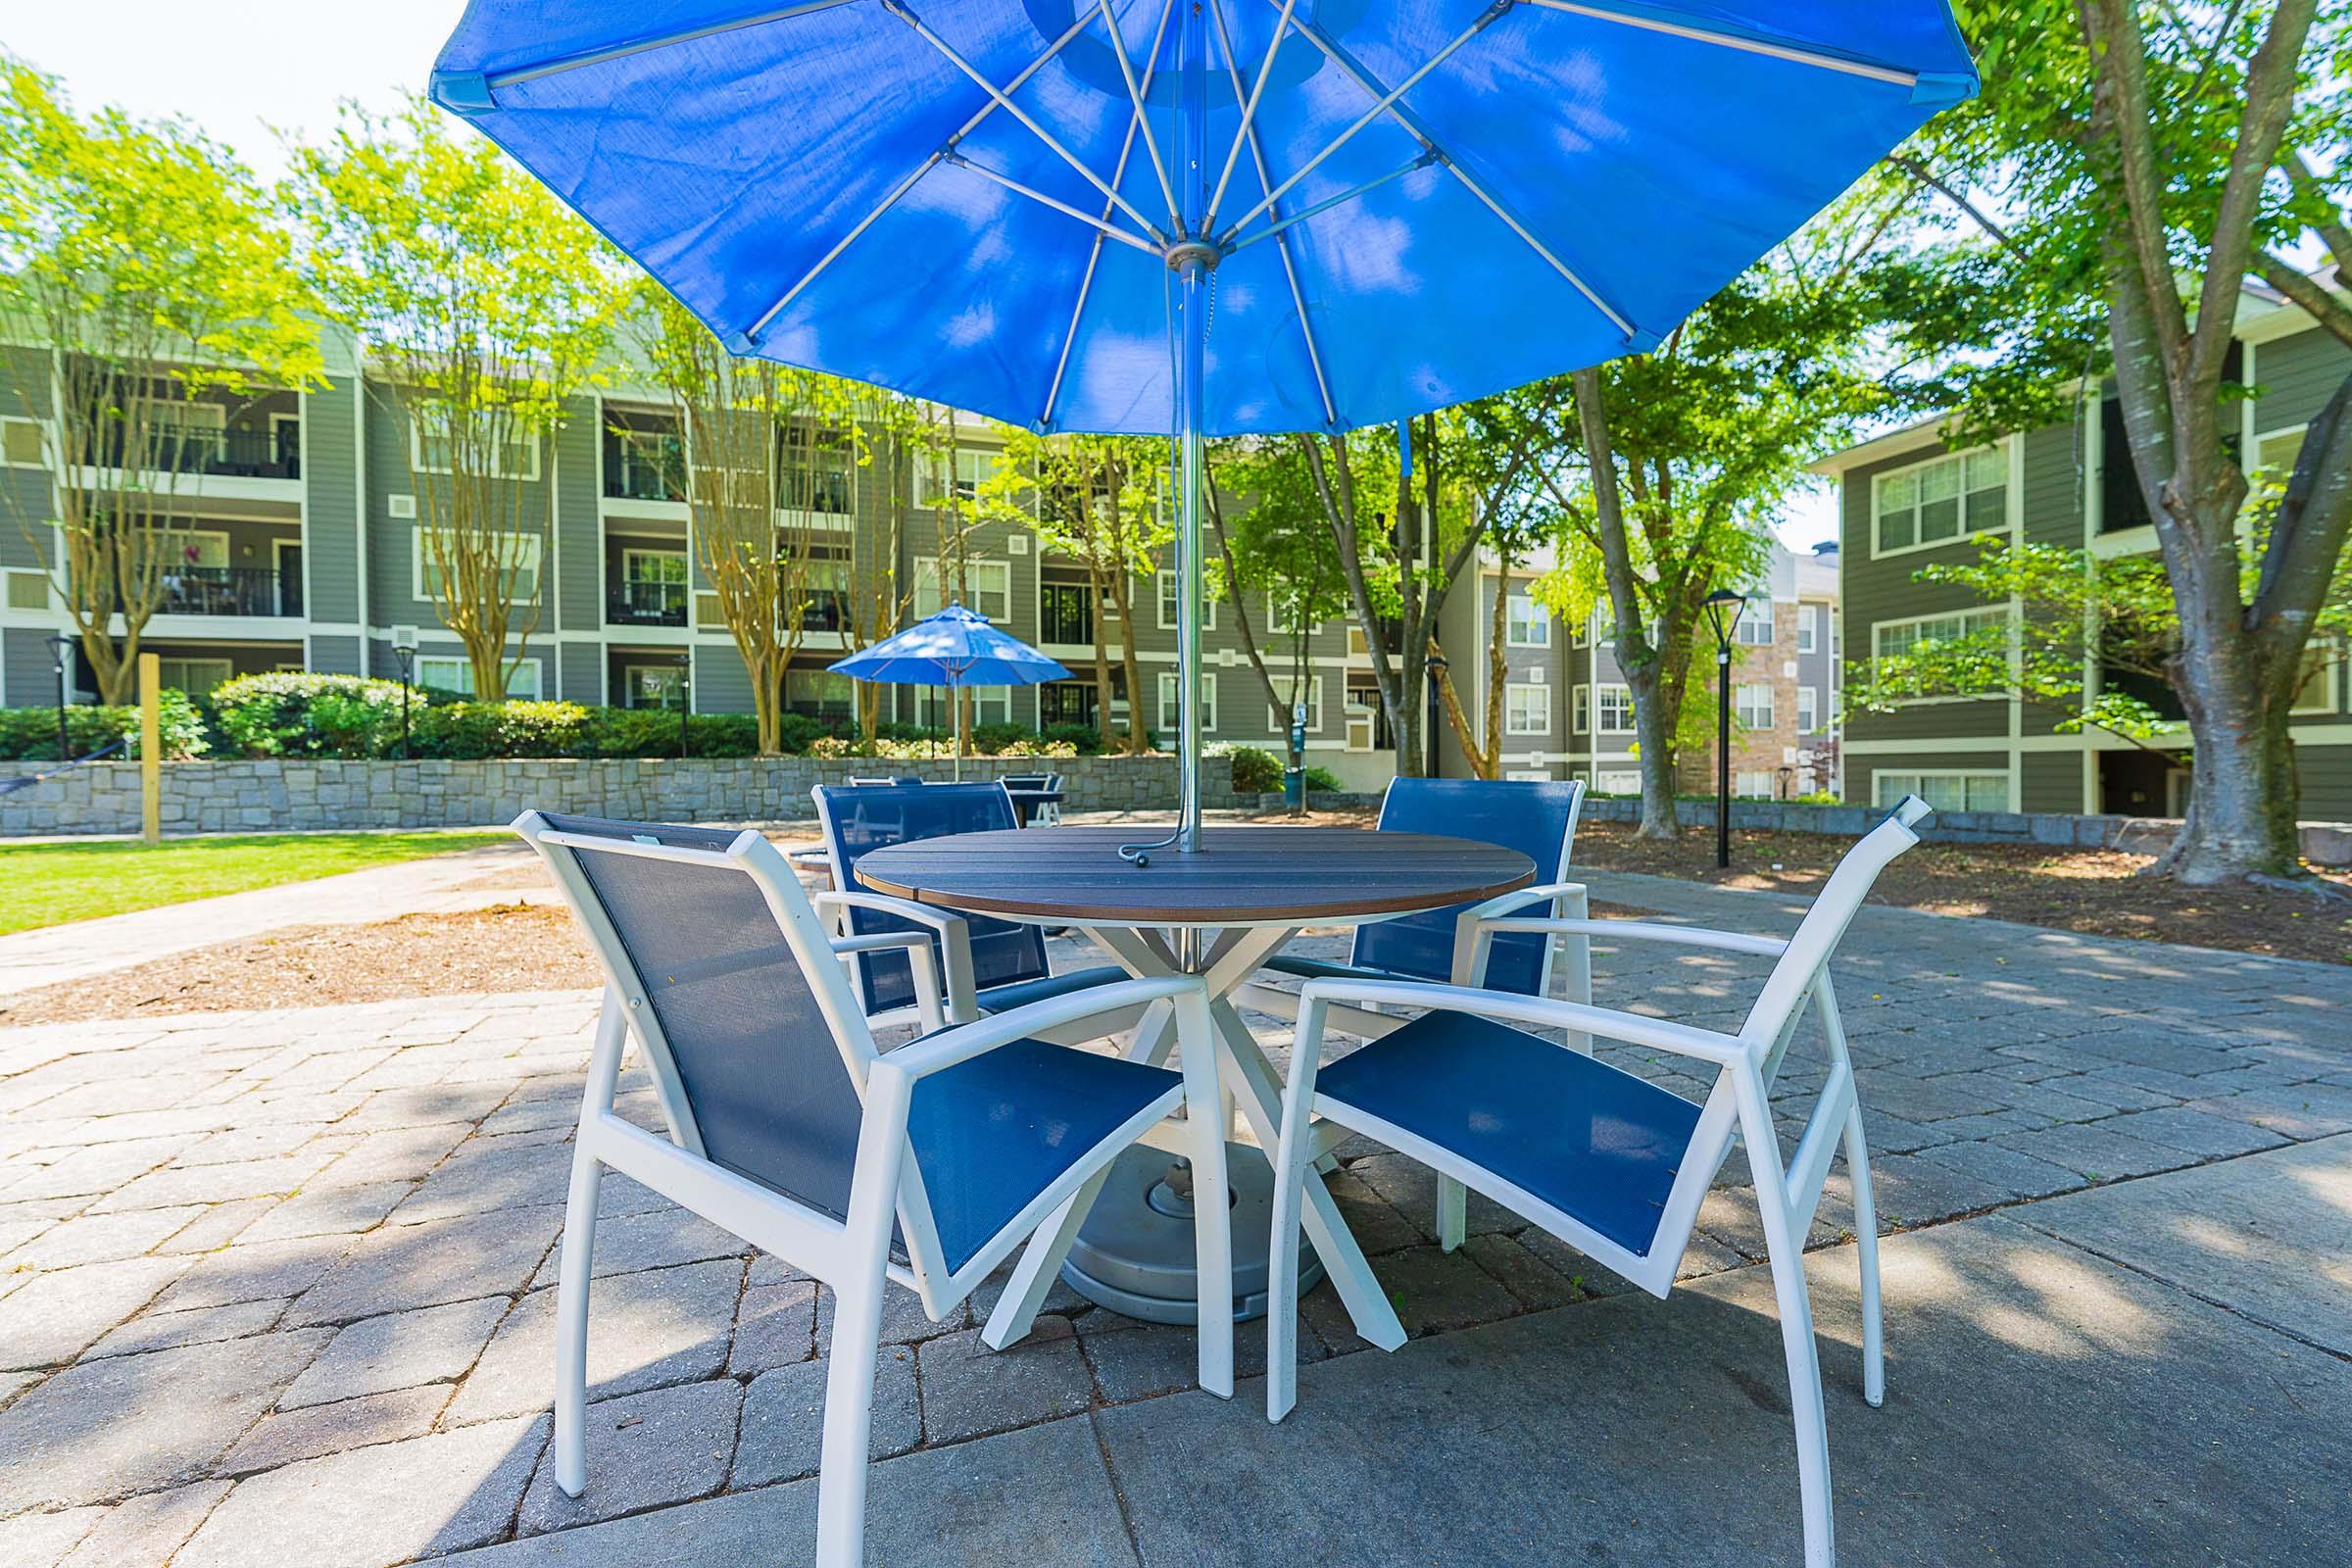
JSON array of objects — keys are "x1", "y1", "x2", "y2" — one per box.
[
  {"x1": 433, "y1": 0, "x2": 1978, "y2": 853},
  {"x1": 828, "y1": 601, "x2": 1070, "y2": 777}
]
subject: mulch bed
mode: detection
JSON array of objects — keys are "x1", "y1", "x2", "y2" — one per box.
[{"x1": 1569, "y1": 820, "x2": 2352, "y2": 966}]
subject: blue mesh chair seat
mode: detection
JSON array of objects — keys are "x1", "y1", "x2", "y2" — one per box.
[{"x1": 1315, "y1": 1011, "x2": 1701, "y2": 1256}]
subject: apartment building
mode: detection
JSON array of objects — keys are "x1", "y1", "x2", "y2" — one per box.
[
  {"x1": 1431, "y1": 539, "x2": 1841, "y2": 796},
  {"x1": 1814, "y1": 277, "x2": 2350, "y2": 819},
  {"x1": 0, "y1": 330, "x2": 1398, "y2": 787}
]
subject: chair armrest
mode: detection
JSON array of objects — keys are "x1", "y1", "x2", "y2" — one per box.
[
  {"x1": 1452, "y1": 882, "x2": 1590, "y2": 989},
  {"x1": 1456, "y1": 880, "x2": 1592, "y2": 923},
  {"x1": 828, "y1": 929, "x2": 948, "y2": 1032},
  {"x1": 814, "y1": 890, "x2": 978, "y2": 1022},
  {"x1": 1474, "y1": 917, "x2": 1789, "y2": 959},
  {"x1": 1296, "y1": 976, "x2": 1750, "y2": 1067},
  {"x1": 881, "y1": 976, "x2": 1207, "y2": 1080}
]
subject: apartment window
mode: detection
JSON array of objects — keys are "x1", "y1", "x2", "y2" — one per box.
[
  {"x1": 1505, "y1": 681, "x2": 1548, "y2": 735},
  {"x1": 1872, "y1": 608, "x2": 2009, "y2": 685},
  {"x1": 410, "y1": 408, "x2": 541, "y2": 482},
  {"x1": 1736, "y1": 769, "x2": 1775, "y2": 799},
  {"x1": 920, "y1": 447, "x2": 1000, "y2": 506},
  {"x1": 1572, "y1": 686, "x2": 1590, "y2": 733},
  {"x1": 786, "y1": 667, "x2": 856, "y2": 717},
  {"x1": 1505, "y1": 591, "x2": 1549, "y2": 647},
  {"x1": 1, "y1": 416, "x2": 42, "y2": 467},
  {"x1": 619, "y1": 550, "x2": 689, "y2": 618},
  {"x1": 155, "y1": 657, "x2": 233, "y2": 698},
  {"x1": 619, "y1": 662, "x2": 689, "y2": 710},
  {"x1": 778, "y1": 425, "x2": 853, "y2": 514},
  {"x1": 1594, "y1": 683, "x2": 1633, "y2": 732},
  {"x1": 913, "y1": 558, "x2": 1010, "y2": 621},
  {"x1": 1155, "y1": 569, "x2": 1217, "y2": 631},
  {"x1": 1796, "y1": 604, "x2": 1820, "y2": 655},
  {"x1": 1596, "y1": 770, "x2": 1642, "y2": 795},
  {"x1": 414, "y1": 530, "x2": 543, "y2": 605},
  {"x1": 2291, "y1": 639, "x2": 2340, "y2": 716},
  {"x1": 1735, "y1": 600, "x2": 1774, "y2": 646},
  {"x1": 2254, "y1": 425, "x2": 2305, "y2": 478},
  {"x1": 1875, "y1": 770, "x2": 2007, "y2": 814},
  {"x1": 1735, "y1": 682, "x2": 1774, "y2": 730},
  {"x1": 415, "y1": 656, "x2": 542, "y2": 700},
  {"x1": 1157, "y1": 671, "x2": 1215, "y2": 734},
  {"x1": 1264, "y1": 593, "x2": 1312, "y2": 636},
  {"x1": 1873, "y1": 446, "x2": 2004, "y2": 554},
  {"x1": 1267, "y1": 676, "x2": 1323, "y2": 734},
  {"x1": 1796, "y1": 685, "x2": 1820, "y2": 734}
]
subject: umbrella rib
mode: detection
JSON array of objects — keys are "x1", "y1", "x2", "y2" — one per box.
[
  {"x1": 1224, "y1": 152, "x2": 1437, "y2": 255},
  {"x1": 1520, "y1": 0, "x2": 1922, "y2": 87},
  {"x1": 947, "y1": 154, "x2": 1164, "y2": 256},
  {"x1": 1096, "y1": 0, "x2": 1183, "y2": 230},
  {"x1": 478, "y1": 0, "x2": 862, "y2": 90},
  {"x1": 742, "y1": 6, "x2": 1105, "y2": 345},
  {"x1": 1201, "y1": 0, "x2": 1298, "y2": 234},
  {"x1": 882, "y1": 0, "x2": 1169, "y2": 247},
  {"x1": 1042, "y1": 0, "x2": 1183, "y2": 429},
  {"x1": 1205, "y1": 0, "x2": 1336, "y2": 428},
  {"x1": 1270, "y1": 9, "x2": 1642, "y2": 343}
]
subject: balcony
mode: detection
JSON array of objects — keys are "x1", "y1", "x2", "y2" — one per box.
[
  {"x1": 609, "y1": 580, "x2": 689, "y2": 627},
  {"x1": 605, "y1": 434, "x2": 687, "y2": 503},
  {"x1": 84, "y1": 424, "x2": 300, "y2": 482},
  {"x1": 161, "y1": 565, "x2": 300, "y2": 617}
]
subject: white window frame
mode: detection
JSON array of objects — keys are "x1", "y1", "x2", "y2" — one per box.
[
  {"x1": 1264, "y1": 592, "x2": 1314, "y2": 637},
  {"x1": 413, "y1": 529, "x2": 545, "y2": 606},
  {"x1": 1796, "y1": 685, "x2": 1820, "y2": 735},
  {"x1": 619, "y1": 662, "x2": 690, "y2": 710},
  {"x1": 1504, "y1": 590, "x2": 1549, "y2": 648},
  {"x1": 1595, "y1": 769, "x2": 1642, "y2": 795},
  {"x1": 1594, "y1": 683, "x2": 1633, "y2": 733},
  {"x1": 919, "y1": 447, "x2": 1001, "y2": 507},
  {"x1": 1869, "y1": 607, "x2": 2011, "y2": 703},
  {"x1": 1504, "y1": 680, "x2": 1548, "y2": 736},
  {"x1": 913, "y1": 557, "x2": 1011, "y2": 621},
  {"x1": 154, "y1": 656, "x2": 233, "y2": 696},
  {"x1": 2290, "y1": 637, "x2": 2339, "y2": 716},
  {"x1": 621, "y1": 547, "x2": 689, "y2": 586},
  {"x1": 415, "y1": 655, "x2": 543, "y2": 701},
  {"x1": 1572, "y1": 685, "x2": 1591, "y2": 733},
  {"x1": 1735, "y1": 601, "x2": 1774, "y2": 647},
  {"x1": 1735, "y1": 768, "x2": 1775, "y2": 800},
  {"x1": 1871, "y1": 444, "x2": 2006, "y2": 558},
  {"x1": 409, "y1": 408, "x2": 542, "y2": 482},
  {"x1": 1874, "y1": 769, "x2": 2008, "y2": 814},
  {"x1": 2252, "y1": 423, "x2": 2306, "y2": 480},
  {"x1": 1158, "y1": 671, "x2": 1215, "y2": 734},
  {"x1": 1266, "y1": 675, "x2": 1323, "y2": 734},
  {"x1": 1155, "y1": 569, "x2": 1218, "y2": 631},
  {"x1": 1796, "y1": 603, "x2": 1820, "y2": 655},
  {"x1": 1735, "y1": 682, "x2": 1774, "y2": 731}
]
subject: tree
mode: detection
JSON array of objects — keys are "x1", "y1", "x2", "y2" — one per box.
[
  {"x1": 833, "y1": 383, "x2": 926, "y2": 746},
  {"x1": 1508, "y1": 252, "x2": 1889, "y2": 834},
  {"x1": 1428, "y1": 402, "x2": 1557, "y2": 779},
  {"x1": 629, "y1": 285, "x2": 852, "y2": 754},
  {"x1": 1903, "y1": 1, "x2": 2352, "y2": 884},
  {"x1": 0, "y1": 61, "x2": 321, "y2": 703},
  {"x1": 986, "y1": 429, "x2": 1167, "y2": 754},
  {"x1": 288, "y1": 97, "x2": 616, "y2": 701},
  {"x1": 1205, "y1": 439, "x2": 1353, "y2": 791}
]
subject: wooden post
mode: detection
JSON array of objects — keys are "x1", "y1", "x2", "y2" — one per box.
[{"x1": 139, "y1": 652, "x2": 161, "y2": 846}]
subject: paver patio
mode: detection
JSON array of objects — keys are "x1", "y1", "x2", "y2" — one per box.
[{"x1": 2, "y1": 867, "x2": 2347, "y2": 1564}]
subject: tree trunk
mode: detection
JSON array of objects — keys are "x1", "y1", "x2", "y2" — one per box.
[
  {"x1": 1573, "y1": 368, "x2": 1680, "y2": 837},
  {"x1": 1107, "y1": 569, "x2": 1147, "y2": 754},
  {"x1": 1088, "y1": 566, "x2": 1115, "y2": 752},
  {"x1": 1482, "y1": 559, "x2": 1509, "y2": 777}
]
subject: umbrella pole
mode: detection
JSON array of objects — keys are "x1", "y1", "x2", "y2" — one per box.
[{"x1": 1170, "y1": 4, "x2": 1211, "y2": 856}]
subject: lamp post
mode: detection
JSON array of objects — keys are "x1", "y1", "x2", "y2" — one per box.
[
  {"x1": 45, "y1": 633, "x2": 74, "y2": 761},
  {"x1": 1701, "y1": 589, "x2": 1746, "y2": 871},
  {"x1": 392, "y1": 634, "x2": 416, "y2": 760},
  {"x1": 1423, "y1": 652, "x2": 1448, "y2": 778}
]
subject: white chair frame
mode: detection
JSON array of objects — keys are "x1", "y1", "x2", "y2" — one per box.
[
  {"x1": 516, "y1": 813, "x2": 1232, "y2": 1567},
  {"x1": 1265, "y1": 800, "x2": 1933, "y2": 1568}
]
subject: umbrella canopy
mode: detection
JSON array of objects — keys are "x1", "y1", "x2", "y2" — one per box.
[
  {"x1": 434, "y1": 0, "x2": 1977, "y2": 851},
  {"x1": 828, "y1": 602, "x2": 1071, "y2": 688}
]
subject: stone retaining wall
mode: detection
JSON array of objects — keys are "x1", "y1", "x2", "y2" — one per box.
[{"x1": 0, "y1": 754, "x2": 1240, "y2": 837}]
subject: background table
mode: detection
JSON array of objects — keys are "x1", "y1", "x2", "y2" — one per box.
[
  {"x1": 1002, "y1": 787, "x2": 1064, "y2": 827},
  {"x1": 857, "y1": 825, "x2": 1533, "y2": 1341}
]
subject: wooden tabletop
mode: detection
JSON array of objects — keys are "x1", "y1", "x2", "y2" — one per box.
[{"x1": 854, "y1": 825, "x2": 1534, "y2": 926}]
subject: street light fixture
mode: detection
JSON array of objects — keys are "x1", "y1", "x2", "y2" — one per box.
[
  {"x1": 1701, "y1": 588, "x2": 1747, "y2": 871},
  {"x1": 1423, "y1": 652, "x2": 1448, "y2": 778},
  {"x1": 44, "y1": 633, "x2": 74, "y2": 762},
  {"x1": 392, "y1": 632, "x2": 416, "y2": 760}
]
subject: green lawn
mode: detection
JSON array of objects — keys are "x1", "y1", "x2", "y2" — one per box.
[{"x1": 0, "y1": 831, "x2": 514, "y2": 936}]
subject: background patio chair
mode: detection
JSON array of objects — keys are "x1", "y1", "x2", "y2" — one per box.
[
  {"x1": 515, "y1": 810, "x2": 1231, "y2": 1568},
  {"x1": 1265, "y1": 798, "x2": 1935, "y2": 1568},
  {"x1": 810, "y1": 780, "x2": 1134, "y2": 1038},
  {"x1": 1236, "y1": 776, "x2": 1586, "y2": 1245}
]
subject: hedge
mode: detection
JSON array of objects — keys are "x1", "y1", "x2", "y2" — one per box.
[{"x1": 0, "y1": 692, "x2": 209, "y2": 761}]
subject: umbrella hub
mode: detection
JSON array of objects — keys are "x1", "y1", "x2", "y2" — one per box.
[{"x1": 1163, "y1": 236, "x2": 1223, "y2": 274}]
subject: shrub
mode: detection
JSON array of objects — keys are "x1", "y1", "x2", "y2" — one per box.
[
  {"x1": 1220, "y1": 744, "x2": 1284, "y2": 794},
  {"x1": 970, "y1": 720, "x2": 1029, "y2": 755},
  {"x1": 1302, "y1": 765, "x2": 1346, "y2": 793},
  {"x1": 0, "y1": 694, "x2": 210, "y2": 761},
  {"x1": 1039, "y1": 722, "x2": 1105, "y2": 756},
  {"x1": 410, "y1": 700, "x2": 594, "y2": 760},
  {"x1": 209, "y1": 672, "x2": 410, "y2": 759}
]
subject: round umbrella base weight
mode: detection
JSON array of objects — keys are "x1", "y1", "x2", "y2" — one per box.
[{"x1": 1058, "y1": 1143, "x2": 1325, "y2": 1325}]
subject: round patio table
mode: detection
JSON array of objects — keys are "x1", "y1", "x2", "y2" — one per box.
[{"x1": 856, "y1": 825, "x2": 1533, "y2": 1344}]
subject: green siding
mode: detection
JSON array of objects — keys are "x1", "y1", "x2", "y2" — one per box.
[
  {"x1": 561, "y1": 641, "x2": 603, "y2": 704},
  {"x1": 2021, "y1": 751, "x2": 2084, "y2": 813},
  {"x1": 1, "y1": 348, "x2": 55, "y2": 571},
  {"x1": 553, "y1": 401, "x2": 599, "y2": 634},
  {"x1": 303, "y1": 377, "x2": 362, "y2": 623},
  {"x1": 309, "y1": 634, "x2": 362, "y2": 677},
  {"x1": 694, "y1": 640, "x2": 753, "y2": 714},
  {"x1": 2254, "y1": 325, "x2": 2352, "y2": 434},
  {"x1": 2020, "y1": 421, "x2": 2082, "y2": 547},
  {"x1": 2299, "y1": 740, "x2": 2352, "y2": 821},
  {"x1": 4, "y1": 626, "x2": 59, "y2": 708}
]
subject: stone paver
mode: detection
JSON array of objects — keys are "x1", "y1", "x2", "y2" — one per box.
[{"x1": 3, "y1": 870, "x2": 2350, "y2": 1562}]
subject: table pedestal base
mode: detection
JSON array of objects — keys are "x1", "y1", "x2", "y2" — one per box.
[{"x1": 1060, "y1": 1143, "x2": 1326, "y2": 1324}]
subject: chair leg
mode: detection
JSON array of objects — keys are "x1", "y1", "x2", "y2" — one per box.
[
  {"x1": 1436, "y1": 1176, "x2": 1467, "y2": 1252},
  {"x1": 1174, "y1": 989, "x2": 1233, "y2": 1397},
  {"x1": 552, "y1": 1147, "x2": 604, "y2": 1497},
  {"x1": 1265, "y1": 1075, "x2": 1313, "y2": 1423},
  {"x1": 1844, "y1": 1102, "x2": 1885, "y2": 1408},
  {"x1": 816, "y1": 1066, "x2": 910, "y2": 1568},
  {"x1": 1740, "y1": 1074, "x2": 1836, "y2": 1568}
]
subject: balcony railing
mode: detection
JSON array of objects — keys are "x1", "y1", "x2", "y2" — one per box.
[
  {"x1": 606, "y1": 436, "x2": 687, "y2": 502},
  {"x1": 159, "y1": 565, "x2": 299, "y2": 617},
  {"x1": 609, "y1": 580, "x2": 690, "y2": 627},
  {"x1": 83, "y1": 424, "x2": 301, "y2": 481}
]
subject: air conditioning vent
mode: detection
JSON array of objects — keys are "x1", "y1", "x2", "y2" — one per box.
[
  {"x1": 390, "y1": 625, "x2": 418, "y2": 654},
  {"x1": 1006, "y1": 535, "x2": 1028, "y2": 555},
  {"x1": 389, "y1": 494, "x2": 416, "y2": 518}
]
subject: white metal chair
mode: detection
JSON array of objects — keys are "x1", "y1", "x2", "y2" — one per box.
[
  {"x1": 515, "y1": 811, "x2": 1232, "y2": 1567},
  {"x1": 1266, "y1": 798, "x2": 1935, "y2": 1568}
]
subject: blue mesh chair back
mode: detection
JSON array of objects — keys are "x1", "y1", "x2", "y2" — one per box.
[
  {"x1": 815, "y1": 782, "x2": 1050, "y2": 1014},
  {"x1": 1352, "y1": 779, "x2": 1584, "y2": 995},
  {"x1": 538, "y1": 813, "x2": 869, "y2": 1229}
]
